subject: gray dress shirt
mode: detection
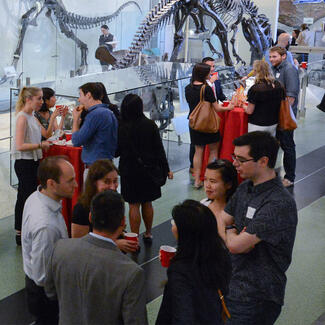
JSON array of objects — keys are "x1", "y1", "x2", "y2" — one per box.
[
  {"x1": 271, "y1": 60, "x2": 300, "y2": 115},
  {"x1": 22, "y1": 186, "x2": 68, "y2": 286}
]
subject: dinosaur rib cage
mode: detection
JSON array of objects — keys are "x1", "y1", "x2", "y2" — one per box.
[
  {"x1": 207, "y1": 0, "x2": 258, "y2": 26},
  {"x1": 116, "y1": 0, "x2": 181, "y2": 69},
  {"x1": 52, "y1": 1, "x2": 141, "y2": 30}
]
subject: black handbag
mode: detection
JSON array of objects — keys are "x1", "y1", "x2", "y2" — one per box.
[
  {"x1": 129, "y1": 124, "x2": 168, "y2": 187},
  {"x1": 136, "y1": 156, "x2": 168, "y2": 187}
]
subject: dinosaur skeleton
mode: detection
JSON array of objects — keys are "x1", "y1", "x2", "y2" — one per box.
[
  {"x1": 115, "y1": 0, "x2": 272, "y2": 69},
  {"x1": 0, "y1": 0, "x2": 141, "y2": 85}
]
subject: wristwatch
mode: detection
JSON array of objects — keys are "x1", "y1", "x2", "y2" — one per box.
[{"x1": 225, "y1": 224, "x2": 237, "y2": 231}]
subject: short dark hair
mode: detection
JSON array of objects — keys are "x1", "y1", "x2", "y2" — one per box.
[
  {"x1": 191, "y1": 63, "x2": 210, "y2": 84},
  {"x1": 38, "y1": 156, "x2": 69, "y2": 188},
  {"x1": 101, "y1": 24, "x2": 109, "y2": 30},
  {"x1": 269, "y1": 46, "x2": 287, "y2": 57},
  {"x1": 120, "y1": 93, "x2": 144, "y2": 121},
  {"x1": 206, "y1": 160, "x2": 238, "y2": 201},
  {"x1": 90, "y1": 190, "x2": 124, "y2": 233},
  {"x1": 79, "y1": 82, "x2": 103, "y2": 100},
  {"x1": 233, "y1": 131, "x2": 279, "y2": 168},
  {"x1": 40, "y1": 87, "x2": 55, "y2": 112},
  {"x1": 202, "y1": 57, "x2": 214, "y2": 63}
]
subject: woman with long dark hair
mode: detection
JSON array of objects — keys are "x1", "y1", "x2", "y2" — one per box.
[
  {"x1": 202, "y1": 160, "x2": 238, "y2": 236},
  {"x1": 156, "y1": 200, "x2": 231, "y2": 324},
  {"x1": 185, "y1": 63, "x2": 233, "y2": 189},
  {"x1": 245, "y1": 60, "x2": 285, "y2": 136},
  {"x1": 117, "y1": 93, "x2": 173, "y2": 243},
  {"x1": 71, "y1": 159, "x2": 138, "y2": 253},
  {"x1": 34, "y1": 87, "x2": 67, "y2": 139}
]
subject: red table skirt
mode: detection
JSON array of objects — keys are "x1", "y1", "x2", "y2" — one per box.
[
  {"x1": 43, "y1": 144, "x2": 84, "y2": 235},
  {"x1": 200, "y1": 107, "x2": 248, "y2": 180}
]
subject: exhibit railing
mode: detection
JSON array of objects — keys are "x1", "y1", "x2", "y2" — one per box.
[
  {"x1": 298, "y1": 59, "x2": 325, "y2": 118},
  {"x1": 8, "y1": 62, "x2": 236, "y2": 187}
]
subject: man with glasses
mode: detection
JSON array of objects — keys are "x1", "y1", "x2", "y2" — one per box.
[{"x1": 219, "y1": 131, "x2": 297, "y2": 325}]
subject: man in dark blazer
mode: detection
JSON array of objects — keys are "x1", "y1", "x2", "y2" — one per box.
[{"x1": 45, "y1": 190, "x2": 148, "y2": 325}]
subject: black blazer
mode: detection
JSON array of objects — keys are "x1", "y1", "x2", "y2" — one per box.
[{"x1": 156, "y1": 260, "x2": 224, "y2": 325}]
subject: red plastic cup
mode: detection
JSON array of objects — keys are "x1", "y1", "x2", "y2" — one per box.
[
  {"x1": 65, "y1": 132, "x2": 72, "y2": 141},
  {"x1": 160, "y1": 245, "x2": 176, "y2": 268},
  {"x1": 222, "y1": 101, "x2": 230, "y2": 107},
  {"x1": 124, "y1": 232, "x2": 138, "y2": 242},
  {"x1": 301, "y1": 62, "x2": 307, "y2": 69}
]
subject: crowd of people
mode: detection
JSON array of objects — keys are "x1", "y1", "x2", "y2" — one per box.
[{"x1": 12, "y1": 35, "x2": 304, "y2": 324}]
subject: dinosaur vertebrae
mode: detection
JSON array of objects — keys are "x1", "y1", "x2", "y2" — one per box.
[
  {"x1": 116, "y1": 0, "x2": 181, "y2": 69},
  {"x1": 53, "y1": 1, "x2": 141, "y2": 29}
]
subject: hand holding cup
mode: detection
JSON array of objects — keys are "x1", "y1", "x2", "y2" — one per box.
[{"x1": 160, "y1": 245, "x2": 176, "y2": 268}]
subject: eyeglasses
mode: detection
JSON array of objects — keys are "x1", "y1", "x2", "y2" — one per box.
[{"x1": 231, "y1": 154, "x2": 255, "y2": 164}]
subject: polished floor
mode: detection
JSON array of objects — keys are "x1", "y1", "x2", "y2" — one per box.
[{"x1": 0, "y1": 101, "x2": 325, "y2": 324}]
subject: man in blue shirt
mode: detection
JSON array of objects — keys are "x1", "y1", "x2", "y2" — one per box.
[{"x1": 72, "y1": 82, "x2": 118, "y2": 168}]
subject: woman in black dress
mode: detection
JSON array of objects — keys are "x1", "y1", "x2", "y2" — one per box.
[
  {"x1": 246, "y1": 60, "x2": 285, "y2": 136},
  {"x1": 185, "y1": 63, "x2": 233, "y2": 189},
  {"x1": 156, "y1": 200, "x2": 231, "y2": 324},
  {"x1": 117, "y1": 94, "x2": 173, "y2": 242}
]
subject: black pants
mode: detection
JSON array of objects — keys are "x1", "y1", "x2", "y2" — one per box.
[
  {"x1": 14, "y1": 159, "x2": 39, "y2": 231},
  {"x1": 25, "y1": 276, "x2": 59, "y2": 325}
]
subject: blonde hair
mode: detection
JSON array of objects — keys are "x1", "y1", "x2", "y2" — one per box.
[
  {"x1": 15, "y1": 87, "x2": 42, "y2": 113},
  {"x1": 253, "y1": 60, "x2": 275, "y2": 85}
]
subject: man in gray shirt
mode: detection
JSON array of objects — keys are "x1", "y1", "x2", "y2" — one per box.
[
  {"x1": 45, "y1": 190, "x2": 148, "y2": 325},
  {"x1": 22, "y1": 156, "x2": 77, "y2": 324},
  {"x1": 270, "y1": 46, "x2": 300, "y2": 187}
]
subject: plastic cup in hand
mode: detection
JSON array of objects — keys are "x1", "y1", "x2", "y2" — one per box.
[
  {"x1": 301, "y1": 62, "x2": 307, "y2": 69},
  {"x1": 124, "y1": 232, "x2": 138, "y2": 242},
  {"x1": 222, "y1": 101, "x2": 230, "y2": 107},
  {"x1": 160, "y1": 245, "x2": 176, "y2": 268}
]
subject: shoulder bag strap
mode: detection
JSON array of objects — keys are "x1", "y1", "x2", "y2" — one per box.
[{"x1": 199, "y1": 84, "x2": 206, "y2": 102}]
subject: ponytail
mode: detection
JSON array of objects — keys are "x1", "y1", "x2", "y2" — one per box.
[{"x1": 15, "y1": 87, "x2": 41, "y2": 114}]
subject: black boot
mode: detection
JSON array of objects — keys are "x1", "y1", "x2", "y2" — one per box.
[{"x1": 316, "y1": 94, "x2": 325, "y2": 112}]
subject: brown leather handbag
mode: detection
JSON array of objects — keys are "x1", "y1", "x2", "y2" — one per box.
[
  {"x1": 189, "y1": 85, "x2": 220, "y2": 133},
  {"x1": 278, "y1": 98, "x2": 297, "y2": 131}
]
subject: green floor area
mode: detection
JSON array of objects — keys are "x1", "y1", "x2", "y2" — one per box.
[{"x1": 146, "y1": 197, "x2": 325, "y2": 325}]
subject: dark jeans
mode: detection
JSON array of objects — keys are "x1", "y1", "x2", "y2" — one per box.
[
  {"x1": 100, "y1": 61, "x2": 109, "y2": 72},
  {"x1": 276, "y1": 129, "x2": 296, "y2": 182},
  {"x1": 25, "y1": 276, "x2": 59, "y2": 325},
  {"x1": 14, "y1": 159, "x2": 39, "y2": 231},
  {"x1": 226, "y1": 299, "x2": 282, "y2": 325}
]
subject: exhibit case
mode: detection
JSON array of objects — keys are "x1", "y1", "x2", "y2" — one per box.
[{"x1": 9, "y1": 62, "x2": 236, "y2": 186}]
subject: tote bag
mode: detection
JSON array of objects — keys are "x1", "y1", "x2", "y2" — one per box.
[
  {"x1": 189, "y1": 85, "x2": 220, "y2": 133},
  {"x1": 278, "y1": 98, "x2": 297, "y2": 131}
]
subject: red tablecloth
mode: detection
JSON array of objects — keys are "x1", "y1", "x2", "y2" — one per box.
[
  {"x1": 200, "y1": 107, "x2": 248, "y2": 180},
  {"x1": 43, "y1": 144, "x2": 84, "y2": 235}
]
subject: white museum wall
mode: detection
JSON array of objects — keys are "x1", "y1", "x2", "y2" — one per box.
[{"x1": 0, "y1": 0, "x2": 148, "y2": 85}]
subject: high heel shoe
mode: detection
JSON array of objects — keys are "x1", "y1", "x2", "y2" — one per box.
[
  {"x1": 15, "y1": 231, "x2": 21, "y2": 246},
  {"x1": 193, "y1": 181, "x2": 203, "y2": 189}
]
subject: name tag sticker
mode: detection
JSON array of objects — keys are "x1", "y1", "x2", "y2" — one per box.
[
  {"x1": 276, "y1": 72, "x2": 280, "y2": 78},
  {"x1": 246, "y1": 207, "x2": 256, "y2": 219}
]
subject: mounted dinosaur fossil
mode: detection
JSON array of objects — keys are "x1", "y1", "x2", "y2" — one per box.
[
  {"x1": 0, "y1": 0, "x2": 141, "y2": 85},
  {"x1": 115, "y1": 0, "x2": 272, "y2": 69}
]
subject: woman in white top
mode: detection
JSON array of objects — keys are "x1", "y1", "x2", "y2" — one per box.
[
  {"x1": 201, "y1": 160, "x2": 238, "y2": 237},
  {"x1": 12, "y1": 87, "x2": 53, "y2": 245}
]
